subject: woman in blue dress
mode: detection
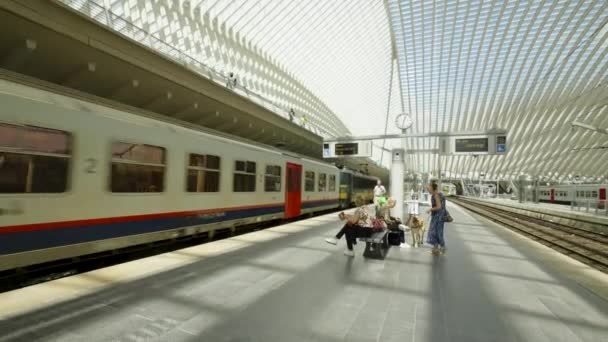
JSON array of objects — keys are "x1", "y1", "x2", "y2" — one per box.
[{"x1": 426, "y1": 183, "x2": 447, "y2": 255}]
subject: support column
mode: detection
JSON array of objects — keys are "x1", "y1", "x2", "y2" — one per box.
[
  {"x1": 390, "y1": 148, "x2": 405, "y2": 222},
  {"x1": 518, "y1": 175, "x2": 526, "y2": 203}
]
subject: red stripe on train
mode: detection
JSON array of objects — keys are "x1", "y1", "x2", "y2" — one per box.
[
  {"x1": 0, "y1": 198, "x2": 340, "y2": 234},
  {"x1": 0, "y1": 202, "x2": 285, "y2": 234}
]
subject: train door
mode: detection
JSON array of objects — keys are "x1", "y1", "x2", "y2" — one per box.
[
  {"x1": 339, "y1": 172, "x2": 352, "y2": 208},
  {"x1": 549, "y1": 189, "x2": 555, "y2": 203},
  {"x1": 285, "y1": 163, "x2": 302, "y2": 218},
  {"x1": 599, "y1": 188, "x2": 606, "y2": 209}
]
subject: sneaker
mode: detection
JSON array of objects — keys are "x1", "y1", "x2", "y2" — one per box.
[
  {"x1": 325, "y1": 237, "x2": 338, "y2": 245},
  {"x1": 399, "y1": 243, "x2": 411, "y2": 248},
  {"x1": 344, "y1": 249, "x2": 355, "y2": 257}
]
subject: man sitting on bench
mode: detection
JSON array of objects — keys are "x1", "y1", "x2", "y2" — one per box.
[{"x1": 325, "y1": 195, "x2": 372, "y2": 256}]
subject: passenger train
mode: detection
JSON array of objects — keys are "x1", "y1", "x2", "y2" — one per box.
[
  {"x1": 0, "y1": 78, "x2": 377, "y2": 271},
  {"x1": 441, "y1": 183, "x2": 457, "y2": 197},
  {"x1": 538, "y1": 184, "x2": 607, "y2": 208}
]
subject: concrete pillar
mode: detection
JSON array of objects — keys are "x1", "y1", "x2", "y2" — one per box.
[
  {"x1": 518, "y1": 175, "x2": 526, "y2": 203},
  {"x1": 390, "y1": 148, "x2": 405, "y2": 222}
]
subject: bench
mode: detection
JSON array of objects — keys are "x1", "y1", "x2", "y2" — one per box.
[{"x1": 358, "y1": 230, "x2": 390, "y2": 259}]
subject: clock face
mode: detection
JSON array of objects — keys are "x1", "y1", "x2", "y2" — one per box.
[{"x1": 395, "y1": 113, "x2": 413, "y2": 130}]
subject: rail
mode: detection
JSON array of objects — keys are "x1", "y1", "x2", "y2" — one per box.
[
  {"x1": 459, "y1": 195, "x2": 607, "y2": 216},
  {"x1": 452, "y1": 197, "x2": 608, "y2": 273},
  {"x1": 55, "y1": 0, "x2": 330, "y2": 137}
]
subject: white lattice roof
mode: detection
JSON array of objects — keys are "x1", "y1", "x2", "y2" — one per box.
[{"x1": 388, "y1": 0, "x2": 608, "y2": 181}]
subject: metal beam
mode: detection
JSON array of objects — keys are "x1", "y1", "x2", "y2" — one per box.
[
  {"x1": 324, "y1": 129, "x2": 508, "y2": 142},
  {"x1": 571, "y1": 121, "x2": 608, "y2": 135}
]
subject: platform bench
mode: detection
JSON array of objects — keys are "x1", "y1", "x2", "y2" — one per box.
[{"x1": 359, "y1": 230, "x2": 390, "y2": 259}]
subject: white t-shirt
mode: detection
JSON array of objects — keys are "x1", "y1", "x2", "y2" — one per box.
[{"x1": 374, "y1": 185, "x2": 386, "y2": 197}]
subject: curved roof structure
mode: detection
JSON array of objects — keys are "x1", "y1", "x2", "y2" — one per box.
[
  {"x1": 388, "y1": 0, "x2": 608, "y2": 182},
  {"x1": 65, "y1": 0, "x2": 606, "y2": 182}
]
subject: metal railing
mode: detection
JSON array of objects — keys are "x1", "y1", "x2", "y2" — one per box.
[
  {"x1": 56, "y1": 0, "x2": 331, "y2": 137},
  {"x1": 571, "y1": 199, "x2": 608, "y2": 216}
]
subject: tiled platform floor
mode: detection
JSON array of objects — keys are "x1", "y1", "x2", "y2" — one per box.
[{"x1": 0, "y1": 203, "x2": 607, "y2": 342}]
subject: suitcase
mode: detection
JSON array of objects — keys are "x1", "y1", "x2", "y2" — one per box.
[{"x1": 388, "y1": 231, "x2": 402, "y2": 246}]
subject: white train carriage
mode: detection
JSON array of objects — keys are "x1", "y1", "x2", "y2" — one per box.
[
  {"x1": 0, "y1": 78, "x2": 340, "y2": 271},
  {"x1": 538, "y1": 184, "x2": 607, "y2": 207}
]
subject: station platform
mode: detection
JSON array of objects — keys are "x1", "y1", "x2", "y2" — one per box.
[
  {"x1": 1, "y1": 204, "x2": 607, "y2": 342},
  {"x1": 473, "y1": 197, "x2": 608, "y2": 224}
]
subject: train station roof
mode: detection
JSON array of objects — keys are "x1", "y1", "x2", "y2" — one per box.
[
  {"x1": 387, "y1": 0, "x2": 608, "y2": 182},
  {"x1": 36, "y1": 1, "x2": 608, "y2": 181}
]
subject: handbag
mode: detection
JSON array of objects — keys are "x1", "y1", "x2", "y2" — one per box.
[
  {"x1": 443, "y1": 210, "x2": 453, "y2": 223},
  {"x1": 371, "y1": 218, "x2": 386, "y2": 231}
]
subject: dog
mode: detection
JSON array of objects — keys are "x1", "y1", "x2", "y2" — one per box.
[{"x1": 406, "y1": 215, "x2": 426, "y2": 248}]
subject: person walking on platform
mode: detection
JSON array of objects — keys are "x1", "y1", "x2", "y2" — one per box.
[
  {"x1": 325, "y1": 195, "x2": 372, "y2": 256},
  {"x1": 373, "y1": 180, "x2": 386, "y2": 206},
  {"x1": 426, "y1": 183, "x2": 447, "y2": 255}
]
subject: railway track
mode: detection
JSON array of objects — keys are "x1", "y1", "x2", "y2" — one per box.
[{"x1": 452, "y1": 197, "x2": 608, "y2": 274}]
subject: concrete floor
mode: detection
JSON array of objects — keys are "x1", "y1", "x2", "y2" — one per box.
[{"x1": 0, "y1": 204, "x2": 607, "y2": 342}]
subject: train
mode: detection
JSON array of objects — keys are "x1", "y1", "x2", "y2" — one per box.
[
  {"x1": 440, "y1": 183, "x2": 457, "y2": 196},
  {"x1": 339, "y1": 169, "x2": 378, "y2": 208},
  {"x1": 538, "y1": 184, "x2": 607, "y2": 208},
  {"x1": 0, "y1": 78, "x2": 378, "y2": 271}
]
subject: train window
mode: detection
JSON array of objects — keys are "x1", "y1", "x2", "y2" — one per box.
[
  {"x1": 186, "y1": 153, "x2": 220, "y2": 192},
  {"x1": 264, "y1": 165, "x2": 281, "y2": 192},
  {"x1": 0, "y1": 123, "x2": 71, "y2": 193},
  {"x1": 328, "y1": 175, "x2": 336, "y2": 192},
  {"x1": 318, "y1": 173, "x2": 327, "y2": 192},
  {"x1": 305, "y1": 171, "x2": 315, "y2": 192},
  {"x1": 111, "y1": 142, "x2": 165, "y2": 192},
  {"x1": 592, "y1": 191, "x2": 598, "y2": 198},
  {"x1": 234, "y1": 160, "x2": 256, "y2": 192}
]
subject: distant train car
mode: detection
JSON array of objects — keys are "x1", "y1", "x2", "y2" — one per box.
[
  {"x1": 0, "y1": 78, "x2": 343, "y2": 271},
  {"x1": 339, "y1": 170, "x2": 379, "y2": 208},
  {"x1": 538, "y1": 184, "x2": 607, "y2": 208},
  {"x1": 441, "y1": 183, "x2": 457, "y2": 196},
  {"x1": 468, "y1": 183, "x2": 496, "y2": 196}
]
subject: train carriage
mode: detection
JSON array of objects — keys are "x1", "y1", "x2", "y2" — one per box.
[
  {"x1": 0, "y1": 78, "x2": 348, "y2": 271},
  {"x1": 538, "y1": 184, "x2": 607, "y2": 208}
]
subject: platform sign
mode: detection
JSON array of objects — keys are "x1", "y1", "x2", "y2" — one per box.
[
  {"x1": 496, "y1": 135, "x2": 507, "y2": 153},
  {"x1": 322, "y1": 141, "x2": 372, "y2": 158},
  {"x1": 455, "y1": 138, "x2": 489, "y2": 153},
  {"x1": 334, "y1": 143, "x2": 359, "y2": 156},
  {"x1": 323, "y1": 144, "x2": 331, "y2": 157},
  {"x1": 440, "y1": 134, "x2": 508, "y2": 156}
]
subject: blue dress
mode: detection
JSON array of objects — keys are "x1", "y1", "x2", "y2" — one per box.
[{"x1": 427, "y1": 192, "x2": 446, "y2": 247}]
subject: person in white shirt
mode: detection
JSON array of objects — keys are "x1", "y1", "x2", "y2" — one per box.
[{"x1": 373, "y1": 180, "x2": 386, "y2": 206}]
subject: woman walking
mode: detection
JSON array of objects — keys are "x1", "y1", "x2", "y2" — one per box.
[{"x1": 426, "y1": 183, "x2": 447, "y2": 255}]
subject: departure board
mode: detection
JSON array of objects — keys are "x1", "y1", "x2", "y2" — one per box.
[
  {"x1": 455, "y1": 138, "x2": 489, "y2": 153},
  {"x1": 334, "y1": 143, "x2": 359, "y2": 156}
]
